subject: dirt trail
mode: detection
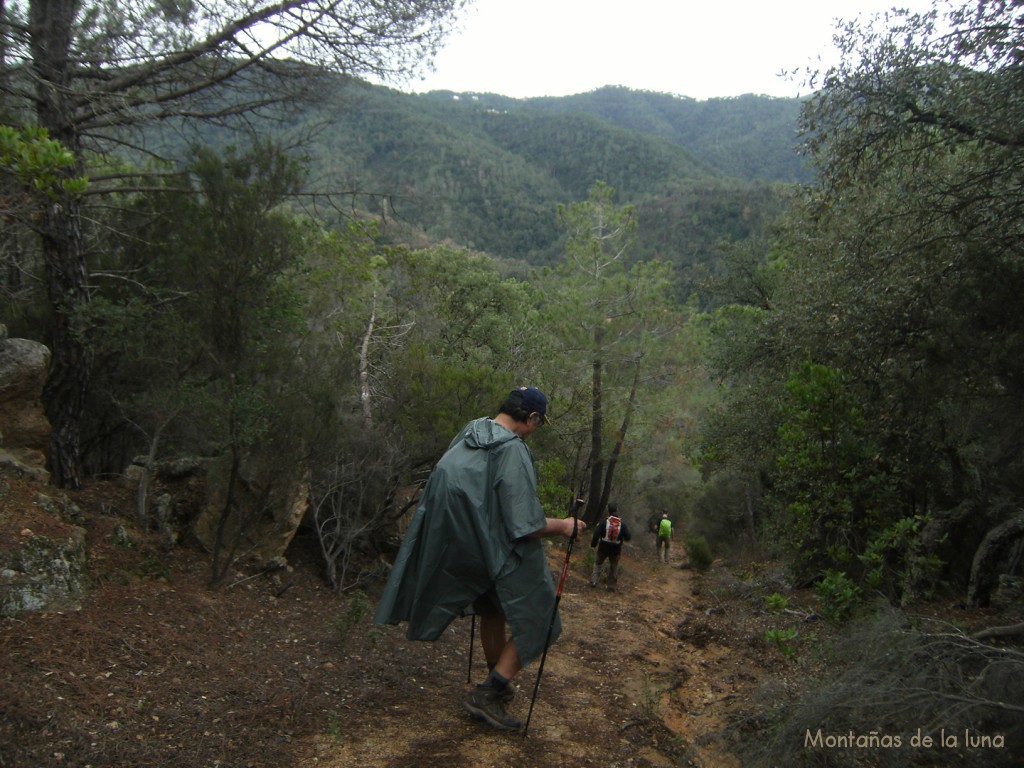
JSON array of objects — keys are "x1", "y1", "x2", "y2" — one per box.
[
  {"x1": 301, "y1": 539, "x2": 750, "y2": 768},
  {"x1": 3, "y1": 471, "x2": 772, "y2": 768}
]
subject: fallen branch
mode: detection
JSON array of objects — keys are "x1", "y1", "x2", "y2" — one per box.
[
  {"x1": 620, "y1": 718, "x2": 651, "y2": 732},
  {"x1": 783, "y1": 608, "x2": 820, "y2": 622},
  {"x1": 972, "y1": 622, "x2": 1024, "y2": 641}
]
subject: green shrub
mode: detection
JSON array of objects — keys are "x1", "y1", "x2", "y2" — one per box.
[
  {"x1": 686, "y1": 535, "x2": 713, "y2": 571},
  {"x1": 764, "y1": 592, "x2": 789, "y2": 614},
  {"x1": 334, "y1": 589, "x2": 370, "y2": 643},
  {"x1": 764, "y1": 627, "x2": 800, "y2": 660},
  {"x1": 816, "y1": 569, "x2": 861, "y2": 623}
]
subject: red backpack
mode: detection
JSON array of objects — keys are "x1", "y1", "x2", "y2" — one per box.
[{"x1": 603, "y1": 515, "x2": 622, "y2": 543}]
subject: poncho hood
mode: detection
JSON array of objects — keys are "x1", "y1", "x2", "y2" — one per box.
[{"x1": 459, "y1": 417, "x2": 522, "y2": 451}]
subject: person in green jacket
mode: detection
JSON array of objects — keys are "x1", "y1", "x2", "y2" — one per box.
[
  {"x1": 657, "y1": 511, "x2": 673, "y2": 563},
  {"x1": 374, "y1": 386, "x2": 584, "y2": 732}
]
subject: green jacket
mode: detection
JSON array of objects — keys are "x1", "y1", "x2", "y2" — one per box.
[{"x1": 373, "y1": 417, "x2": 560, "y2": 664}]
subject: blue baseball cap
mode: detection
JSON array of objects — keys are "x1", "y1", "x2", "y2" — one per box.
[{"x1": 514, "y1": 386, "x2": 550, "y2": 424}]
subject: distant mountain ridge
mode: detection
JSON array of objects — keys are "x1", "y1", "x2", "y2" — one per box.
[
  {"x1": 285, "y1": 78, "x2": 809, "y2": 270},
  {"x1": 416, "y1": 85, "x2": 811, "y2": 184},
  {"x1": 210, "y1": 76, "x2": 812, "y2": 277}
]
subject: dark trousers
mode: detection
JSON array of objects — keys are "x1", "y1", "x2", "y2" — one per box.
[
  {"x1": 591, "y1": 547, "x2": 621, "y2": 586},
  {"x1": 657, "y1": 536, "x2": 671, "y2": 562}
]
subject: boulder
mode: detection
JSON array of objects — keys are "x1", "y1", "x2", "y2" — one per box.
[
  {"x1": 193, "y1": 454, "x2": 309, "y2": 567},
  {"x1": 0, "y1": 522, "x2": 89, "y2": 617},
  {"x1": 0, "y1": 336, "x2": 52, "y2": 479}
]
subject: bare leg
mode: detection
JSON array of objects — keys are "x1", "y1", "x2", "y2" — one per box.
[
  {"x1": 479, "y1": 614, "x2": 507, "y2": 668},
  {"x1": 479, "y1": 616, "x2": 523, "y2": 680},
  {"x1": 493, "y1": 635, "x2": 522, "y2": 680}
]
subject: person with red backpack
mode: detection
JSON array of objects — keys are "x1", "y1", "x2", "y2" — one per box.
[{"x1": 589, "y1": 502, "x2": 632, "y2": 591}]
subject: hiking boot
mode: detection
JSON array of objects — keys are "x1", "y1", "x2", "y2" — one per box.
[
  {"x1": 499, "y1": 680, "x2": 516, "y2": 704},
  {"x1": 463, "y1": 685, "x2": 521, "y2": 731}
]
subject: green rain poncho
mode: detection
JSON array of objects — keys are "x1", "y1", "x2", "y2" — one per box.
[{"x1": 373, "y1": 417, "x2": 560, "y2": 665}]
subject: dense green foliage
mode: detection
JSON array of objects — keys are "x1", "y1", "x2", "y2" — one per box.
[
  {"x1": 0, "y1": 126, "x2": 88, "y2": 200},
  {"x1": 696, "y1": 1, "x2": 1024, "y2": 610}
]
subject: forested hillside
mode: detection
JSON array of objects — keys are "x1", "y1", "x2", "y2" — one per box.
[{"x1": 178, "y1": 76, "x2": 805, "y2": 271}]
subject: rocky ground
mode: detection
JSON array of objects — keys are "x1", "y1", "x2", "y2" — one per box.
[{"x1": 1, "y1": 466, "x2": 843, "y2": 767}]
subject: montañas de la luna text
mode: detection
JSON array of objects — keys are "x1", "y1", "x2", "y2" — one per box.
[{"x1": 805, "y1": 729, "x2": 1005, "y2": 750}]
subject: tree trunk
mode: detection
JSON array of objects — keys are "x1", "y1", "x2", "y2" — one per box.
[
  {"x1": 40, "y1": 195, "x2": 90, "y2": 489},
  {"x1": 743, "y1": 480, "x2": 757, "y2": 553},
  {"x1": 359, "y1": 294, "x2": 377, "y2": 429},
  {"x1": 210, "y1": 444, "x2": 242, "y2": 588},
  {"x1": 136, "y1": 417, "x2": 172, "y2": 530},
  {"x1": 584, "y1": 324, "x2": 604, "y2": 525},
  {"x1": 599, "y1": 356, "x2": 641, "y2": 514},
  {"x1": 967, "y1": 511, "x2": 1024, "y2": 608},
  {"x1": 31, "y1": 0, "x2": 91, "y2": 488}
]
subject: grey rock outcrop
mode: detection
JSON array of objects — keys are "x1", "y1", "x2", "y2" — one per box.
[
  {"x1": 0, "y1": 526, "x2": 89, "y2": 617},
  {"x1": 0, "y1": 491, "x2": 89, "y2": 618},
  {"x1": 0, "y1": 332, "x2": 52, "y2": 481}
]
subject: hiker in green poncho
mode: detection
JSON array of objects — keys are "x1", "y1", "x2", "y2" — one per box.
[{"x1": 374, "y1": 386, "x2": 585, "y2": 733}]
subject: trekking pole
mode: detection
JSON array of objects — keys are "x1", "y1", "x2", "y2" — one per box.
[
  {"x1": 523, "y1": 496, "x2": 585, "y2": 736},
  {"x1": 467, "y1": 614, "x2": 476, "y2": 683}
]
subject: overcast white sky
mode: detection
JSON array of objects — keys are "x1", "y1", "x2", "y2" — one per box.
[{"x1": 396, "y1": 0, "x2": 938, "y2": 100}]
